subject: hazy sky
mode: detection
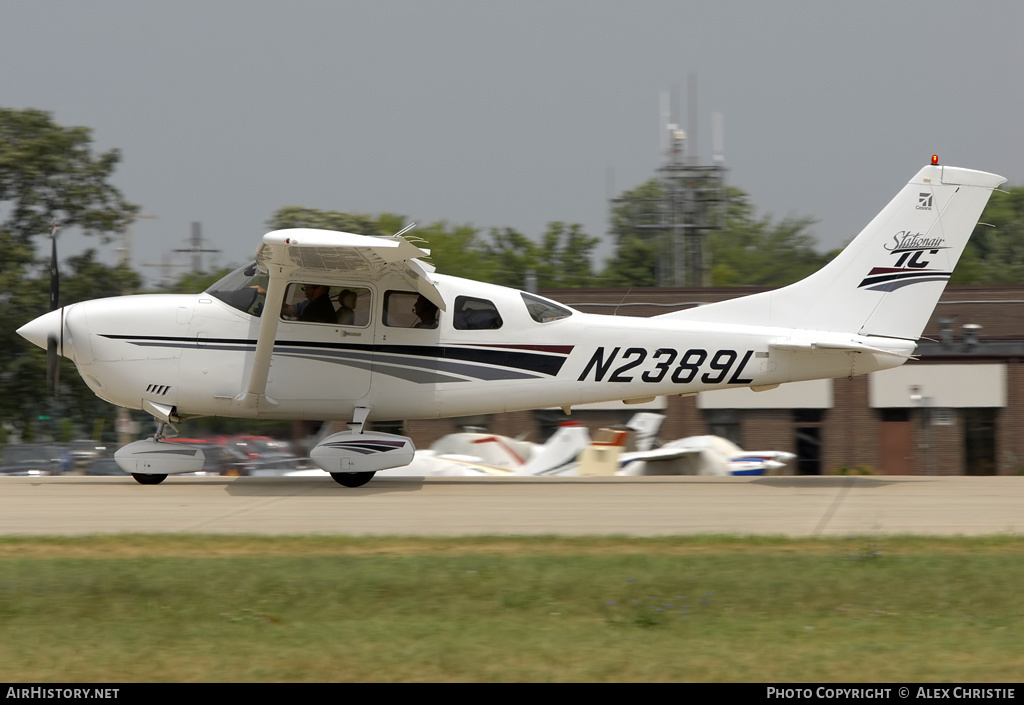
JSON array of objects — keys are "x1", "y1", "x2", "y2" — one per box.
[{"x1": 3, "y1": 1, "x2": 1022, "y2": 285}]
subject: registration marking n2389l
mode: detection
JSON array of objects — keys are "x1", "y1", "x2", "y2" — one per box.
[{"x1": 577, "y1": 347, "x2": 755, "y2": 385}]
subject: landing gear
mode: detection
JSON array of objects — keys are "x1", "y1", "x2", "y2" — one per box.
[
  {"x1": 132, "y1": 473, "x2": 168, "y2": 485},
  {"x1": 330, "y1": 471, "x2": 375, "y2": 487}
]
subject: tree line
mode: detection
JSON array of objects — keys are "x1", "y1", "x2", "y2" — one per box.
[{"x1": 2, "y1": 107, "x2": 1021, "y2": 441}]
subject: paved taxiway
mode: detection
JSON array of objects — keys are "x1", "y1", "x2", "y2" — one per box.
[{"x1": 1, "y1": 475, "x2": 1022, "y2": 536}]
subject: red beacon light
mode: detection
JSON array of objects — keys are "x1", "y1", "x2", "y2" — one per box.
[{"x1": 931, "y1": 154, "x2": 940, "y2": 165}]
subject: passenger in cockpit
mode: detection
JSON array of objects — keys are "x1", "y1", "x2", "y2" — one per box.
[{"x1": 413, "y1": 295, "x2": 439, "y2": 329}]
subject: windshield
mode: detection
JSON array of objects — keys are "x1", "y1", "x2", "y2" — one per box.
[
  {"x1": 206, "y1": 262, "x2": 269, "y2": 316},
  {"x1": 521, "y1": 292, "x2": 573, "y2": 323}
]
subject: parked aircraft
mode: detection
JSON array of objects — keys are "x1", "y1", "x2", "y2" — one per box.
[
  {"x1": 17, "y1": 160, "x2": 1005, "y2": 486},
  {"x1": 612, "y1": 435, "x2": 796, "y2": 477},
  {"x1": 386, "y1": 412, "x2": 664, "y2": 477}
]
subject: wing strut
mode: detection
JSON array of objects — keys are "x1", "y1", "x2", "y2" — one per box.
[{"x1": 235, "y1": 273, "x2": 288, "y2": 410}]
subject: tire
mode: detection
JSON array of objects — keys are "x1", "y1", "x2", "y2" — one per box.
[
  {"x1": 132, "y1": 473, "x2": 168, "y2": 485},
  {"x1": 330, "y1": 471, "x2": 375, "y2": 487}
]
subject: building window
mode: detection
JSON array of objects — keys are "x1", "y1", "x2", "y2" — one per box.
[{"x1": 703, "y1": 409, "x2": 741, "y2": 447}]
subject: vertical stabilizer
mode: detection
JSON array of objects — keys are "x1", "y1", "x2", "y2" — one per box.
[{"x1": 663, "y1": 164, "x2": 1005, "y2": 339}]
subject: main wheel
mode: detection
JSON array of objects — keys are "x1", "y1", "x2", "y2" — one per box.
[
  {"x1": 330, "y1": 471, "x2": 375, "y2": 487},
  {"x1": 132, "y1": 473, "x2": 168, "y2": 485}
]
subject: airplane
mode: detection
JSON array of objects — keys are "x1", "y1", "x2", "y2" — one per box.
[
  {"x1": 369, "y1": 421, "x2": 594, "y2": 477},
  {"x1": 612, "y1": 435, "x2": 796, "y2": 477},
  {"x1": 390, "y1": 412, "x2": 664, "y2": 477},
  {"x1": 16, "y1": 159, "x2": 1005, "y2": 486},
  {"x1": 508, "y1": 413, "x2": 794, "y2": 477}
]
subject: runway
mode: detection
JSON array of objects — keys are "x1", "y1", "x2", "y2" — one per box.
[{"x1": 2, "y1": 475, "x2": 1023, "y2": 537}]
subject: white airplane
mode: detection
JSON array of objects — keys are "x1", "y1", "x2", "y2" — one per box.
[
  {"x1": 16, "y1": 160, "x2": 1005, "y2": 486},
  {"x1": 405, "y1": 411, "x2": 668, "y2": 476},
  {"x1": 521, "y1": 413, "x2": 795, "y2": 477},
  {"x1": 613, "y1": 435, "x2": 796, "y2": 477},
  {"x1": 384, "y1": 421, "x2": 594, "y2": 477}
]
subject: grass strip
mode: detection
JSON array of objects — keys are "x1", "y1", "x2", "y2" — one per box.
[{"x1": 0, "y1": 535, "x2": 1021, "y2": 682}]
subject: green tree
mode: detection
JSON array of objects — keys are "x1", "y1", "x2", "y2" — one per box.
[
  {"x1": 708, "y1": 187, "x2": 825, "y2": 286},
  {"x1": 950, "y1": 185, "x2": 1024, "y2": 284},
  {"x1": 603, "y1": 178, "x2": 664, "y2": 287},
  {"x1": 414, "y1": 222, "x2": 498, "y2": 281},
  {"x1": 547, "y1": 222, "x2": 600, "y2": 287},
  {"x1": 605, "y1": 179, "x2": 823, "y2": 287},
  {"x1": 485, "y1": 223, "x2": 600, "y2": 288},
  {"x1": 1, "y1": 108, "x2": 139, "y2": 436}
]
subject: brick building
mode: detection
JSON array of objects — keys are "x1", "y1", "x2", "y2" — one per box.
[{"x1": 396, "y1": 285, "x2": 1024, "y2": 476}]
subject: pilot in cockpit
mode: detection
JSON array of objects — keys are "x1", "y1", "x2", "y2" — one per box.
[
  {"x1": 283, "y1": 284, "x2": 335, "y2": 324},
  {"x1": 413, "y1": 295, "x2": 439, "y2": 329}
]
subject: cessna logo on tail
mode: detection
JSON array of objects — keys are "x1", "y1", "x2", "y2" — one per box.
[
  {"x1": 858, "y1": 231, "x2": 951, "y2": 291},
  {"x1": 917, "y1": 193, "x2": 933, "y2": 210}
]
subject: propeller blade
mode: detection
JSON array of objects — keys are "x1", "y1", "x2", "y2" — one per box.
[
  {"x1": 49, "y1": 221, "x2": 59, "y2": 312},
  {"x1": 47, "y1": 221, "x2": 60, "y2": 398},
  {"x1": 46, "y1": 335, "x2": 59, "y2": 399}
]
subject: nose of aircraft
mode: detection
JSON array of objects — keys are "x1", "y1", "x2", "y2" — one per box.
[{"x1": 16, "y1": 309, "x2": 63, "y2": 352}]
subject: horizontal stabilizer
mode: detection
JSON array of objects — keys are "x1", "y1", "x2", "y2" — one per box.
[{"x1": 768, "y1": 337, "x2": 916, "y2": 358}]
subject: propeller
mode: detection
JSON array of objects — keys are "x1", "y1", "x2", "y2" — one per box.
[{"x1": 45, "y1": 221, "x2": 61, "y2": 398}]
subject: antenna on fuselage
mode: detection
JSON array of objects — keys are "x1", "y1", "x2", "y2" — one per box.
[{"x1": 393, "y1": 222, "x2": 417, "y2": 238}]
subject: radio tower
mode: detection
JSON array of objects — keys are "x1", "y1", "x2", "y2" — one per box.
[{"x1": 611, "y1": 78, "x2": 727, "y2": 286}]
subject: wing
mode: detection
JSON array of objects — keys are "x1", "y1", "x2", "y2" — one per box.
[
  {"x1": 618, "y1": 447, "x2": 702, "y2": 465},
  {"x1": 236, "y1": 228, "x2": 443, "y2": 409},
  {"x1": 256, "y1": 228, "x2": 444, "y2": 310}
]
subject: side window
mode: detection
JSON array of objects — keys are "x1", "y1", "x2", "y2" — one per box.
[
  {"x1": 282, "y1": 283, "x2": 371, "y2": 326},
  {"x1": 383, "y1": 290, "x2": 439, "y2": 329},
  {"x1": 454, "y1": 296, "x2": 502, "y2": 330},
  {"x1": 334, "y1": 287, "x2": 371, "y2": 326}
]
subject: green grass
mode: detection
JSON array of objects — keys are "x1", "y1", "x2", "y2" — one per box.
[{"x1": 0, "y1": 535, "x2": 1022, "y2": 682}]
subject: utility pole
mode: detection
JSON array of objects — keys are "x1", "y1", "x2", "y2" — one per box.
[
  {"x1": 174, "y1": 222, "x2": 221, "y2": 273},
  {"x1": 118, "y1": 214, "x2": 157, "y2": 268}
]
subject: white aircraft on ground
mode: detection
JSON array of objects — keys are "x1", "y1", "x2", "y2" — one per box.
[
  {"x1": 378, "y1": 421, "x2": 594, "y2": 477},
  {"x1": 611, "y1": 435, "x2": 796, "y2": 477},
  {"x1": 503, "y1": 413, "x2": 794, "y2": 477},
  {"x1": 382, "y1": 412, "x2": 664, "y2": 477},
  {"x1": 17, "y1": 160, "x2": 1005, "y2": 486}
]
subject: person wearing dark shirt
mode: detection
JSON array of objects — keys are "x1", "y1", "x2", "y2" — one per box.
[{"x1": 284, "y1": 284, "x2": 336, "y2": 324}]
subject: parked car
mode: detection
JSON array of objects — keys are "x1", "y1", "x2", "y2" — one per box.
[
  {"x1": 0, "y1": 444, "x2": 64, "y2": 476},
  {"x1": 219, "y1": 435, "x2": 306, "y2": 476},
  {"x1": 160, "y1": 438, "x2": 230, "y2": 475},
  {"x1": 83, "y1": 457, "x2": 129, "y2": 476},
  {"x1": 63, "y1": 440, "x2": 108, "y2": 472}
]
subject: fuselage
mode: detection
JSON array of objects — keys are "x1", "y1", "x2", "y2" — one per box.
[{"x1": 19, "y1": 268, "x2": 914, "y2": 422}]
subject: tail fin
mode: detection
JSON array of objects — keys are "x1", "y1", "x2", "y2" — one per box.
[
  {"x1": 663, "y1": 164, "x2": 1005, "y2": 340},
  {"x1": 625, "y1": 412, "x2": 665, "y2": 452},
  {"x1": 518, "y1": 422, "x2": 591, "y2": 475}
]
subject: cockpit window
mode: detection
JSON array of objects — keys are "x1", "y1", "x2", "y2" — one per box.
[
  {"x1": 282, "y1": 283, "x2": 371, "y2": 326},
  {"x1": 206, "y1": 262, "x2": 269, "y2": 317},
  {"x1": 521, "y1": 292, "x2": 572, "y2": 323}
]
